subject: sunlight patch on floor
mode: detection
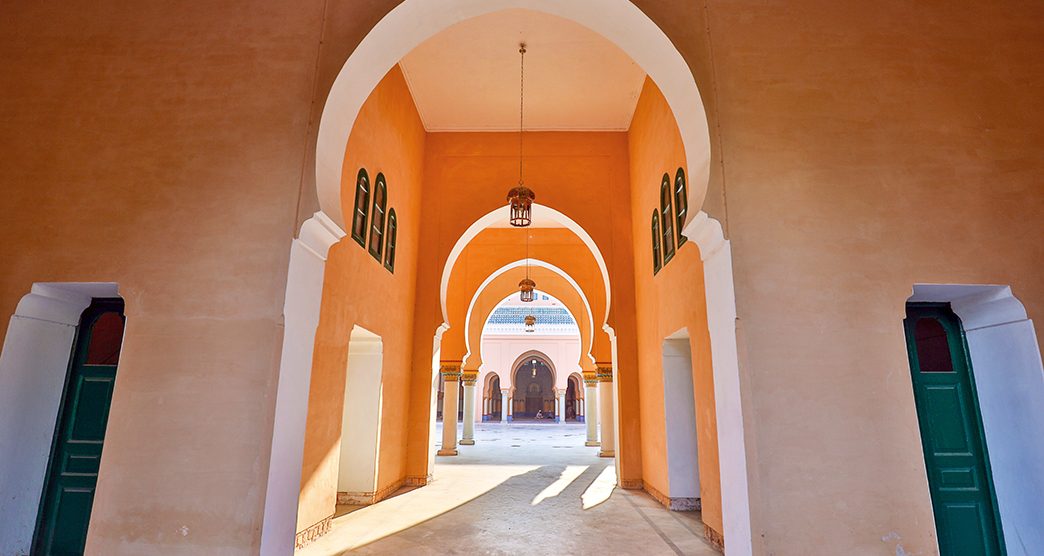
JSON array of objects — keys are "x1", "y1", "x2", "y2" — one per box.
[
  {"x1": 581, "y1": 462, "x2": 617, "y2": 509},
  {"x1": 297, "y1": 464, "x2": 538, "y2": 556},
  {"x1": 531, "y1": 465, "x2": 588, "y2": 506}
]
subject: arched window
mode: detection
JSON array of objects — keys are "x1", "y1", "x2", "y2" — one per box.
[
  {"x1": 660, "y1": 174, "x2": 676, "y2": 264},
  {"x1": 384, "y1": 209, "x2": 397, "y2": 273},
  {"x1": 651, "y1": 210, "x2": 662, "y2": 274},
  {"x1": 368, "y1": 173, "x2": 387, "y2": 260},
  {"x1": 674, "y1": 168, "x2": 688, "y2": 246},
  {"x1": 350, "y1": 169, "x2": 370, "y2": 247}
]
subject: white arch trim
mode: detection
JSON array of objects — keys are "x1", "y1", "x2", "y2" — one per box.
[
  {"x1": 439, "y1": 203, "x2": 610, "y2": 326},
  {"x1": 462, "y1": 259, "x2": 596, "y2": 368},
  {"x1": 315, "y1": 0, "x2": 711, "y2": 236}
]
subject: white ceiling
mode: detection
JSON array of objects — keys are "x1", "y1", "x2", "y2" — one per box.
[{"x1": 400, "y1": 9, "x2": 647, "y2": 132}]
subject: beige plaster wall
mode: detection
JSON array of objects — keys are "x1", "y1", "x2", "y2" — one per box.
[
  {"x1": 704, "y1": 3, "x2": 1044, "y2": 553},
  {"x1": 0, "y1": 2, "x2": 332, "y2": 553}
]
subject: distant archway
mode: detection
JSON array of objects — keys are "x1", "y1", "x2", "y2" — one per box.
[
  {"x1": 463, "y1": 260, "x2": 596, "y2": 369},
  {"x1": 510, "y1": 352, "x2": 556, "y2": 419},
  {"x1": 267, "y1": 2, "x2": 750, "y2": 554}
]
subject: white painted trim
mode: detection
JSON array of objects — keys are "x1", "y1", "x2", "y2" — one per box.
[
  {"x1": 908, "y1": 284, "x2": 1044, "y2": 555},
  {"x1": 461, "y1": 258, "x2": 596, "y2": 368},
  {"x1": 0, "y1": 282, "x2": 119, "y2": 556},
  {"x1": 688, "y1": 212, "x2": 754, "y2": 555},
  {"x1": 260, "y1": 212, "x2": 346, "y2": 556}
]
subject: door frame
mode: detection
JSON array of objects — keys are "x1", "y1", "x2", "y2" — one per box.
[
  {"x1": 31, "y1": 297, "x2": 125, "y2": 553},
  {"x1": 904, "y1": 301, "x2": 1006, "y2": 554}
]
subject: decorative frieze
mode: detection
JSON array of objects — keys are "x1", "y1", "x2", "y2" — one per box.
[
  {"x1": 596, "y1": 365, "x2": 613, "y2": 383},
  {"x1": 461, "y1": 370, "x2": 478, "y2": 386},
  {"x1": 294, "y1": 515, "x2": 332, "y2": 549}
]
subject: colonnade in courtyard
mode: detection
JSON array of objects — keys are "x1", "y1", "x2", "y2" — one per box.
[{"x1": 437, "y1": 362, "x2": 616, "y2": 457}]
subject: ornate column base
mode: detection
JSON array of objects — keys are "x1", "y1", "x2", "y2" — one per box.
[
  {"x1": 598, "y1": 450, "x2": 615, "y2": 458},
  {"x1": 585, "y1": 441, "x2": 601, "y2": 447},
  {"x1": 436, "y1": 448, "x2": 458, "y2": 456},
  {"x1": 459, "y1": 439, "x2": 475, "y2": 445}
]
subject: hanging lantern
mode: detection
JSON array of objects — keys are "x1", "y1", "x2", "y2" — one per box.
[
  {"x1": 507, "y1": 43, "x2": 536, "y2": 227},
  {"x1": 507, "y1": 185, "x2": 536, "y2": 227},
  {"x1": 519, "y1": 277, "x2": 536, "y2": 302},
  {"x1": 531, "y1": 359, "x2": 538, "y2": 378}
]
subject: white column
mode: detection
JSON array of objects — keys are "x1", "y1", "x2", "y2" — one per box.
[
  {"x1": 501, "y1": 388, "x2": 510, "y2": 422},
  {"x1": 556, "y1": 390, "x2": 566, "y2": 423},
  {"x1": 460, "y1": 372, "x2": 477, "y2": 445},
  {"x1": 584, "y1": 372, "x2": 600, "y2": 446},
  {"x1": 262, "y1": 212, "x2": 344, "y2": 555},
  {"x1": 438, "y1": 365, "x2": 461, "y2": 456},
  {"x1": 597, "y1": 366, "x2": 615, "y2": 457},
  {"x1": 686, "y1": 211, "x2": 752, "y2": 554}
]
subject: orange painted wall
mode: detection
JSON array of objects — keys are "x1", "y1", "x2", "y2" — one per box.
[
  {"x1": 406, "y1": 132, "x2": 642, "y2": 484},
  {"x1": 628, "y1": 79, "x2": 723, "y2": 535},
  {"x1": 462, "y1": 266, "x2": 598, "y2": 371},
  {"x1": 296, "y1": 65, "x2": 425, "y2": 531},
  {"x1": 443, "y1": 227, "x2": 608, "y2": 369}
]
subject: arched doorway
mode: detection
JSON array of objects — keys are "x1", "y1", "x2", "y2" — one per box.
[
  {"x1": 265, "y1": 2, "x2": 749, "y2": 554},
  {"x1": 566, "y1": 373, "x2": 583, "y2": 422},
  {"x1": 512, "y1": 356, "x2": 555, "y2": 420},
  {"x1": 483, "y1": 373, "x2": 502, "y2": 422}
]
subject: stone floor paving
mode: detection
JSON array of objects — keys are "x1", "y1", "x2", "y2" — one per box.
[{"x1": 297, "y1": 422, "x2": 719, "y2": 555}]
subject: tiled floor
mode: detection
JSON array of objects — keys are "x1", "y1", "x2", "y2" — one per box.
[{"x1": 297, "y1": 422, "x2": 719, "y2": 555}]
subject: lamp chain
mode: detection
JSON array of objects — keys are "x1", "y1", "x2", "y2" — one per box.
[{"x1": 519, "y1": 43, "x2": 525, "y2": 186}]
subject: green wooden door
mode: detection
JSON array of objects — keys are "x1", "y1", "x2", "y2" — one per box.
[
  {"x1": 34, "y1": 299, "x2": 125, "y2": 555},
  {"x1": 904, "y1": 303, "x2": 1004, "y2": 556}
]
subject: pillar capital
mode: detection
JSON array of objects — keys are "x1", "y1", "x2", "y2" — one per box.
[
  {"x1": 440, "y1": 361, "x2": 462, "y2": 381},
  {"x1": 582, "y1": 370, "x2": 599, "y2": 386},
  {"x1": 596, "y1": 365, "x2": 613, "y2": 383},
  {"x1": 461, "y1": 370, "x2": 478, "y2": 386}
]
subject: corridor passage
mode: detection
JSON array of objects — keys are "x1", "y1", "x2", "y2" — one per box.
[{"x1": 297, "y1": 423, "x2": 718, "y2": 555}]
